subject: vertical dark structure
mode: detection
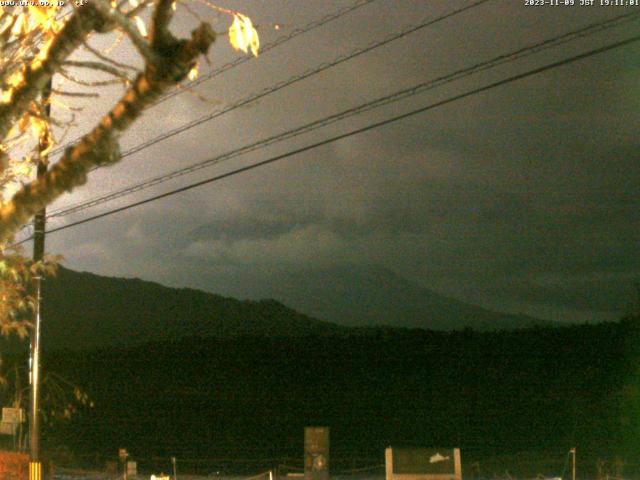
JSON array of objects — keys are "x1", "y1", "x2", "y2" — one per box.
[
  {"x1": 305, "y1": 427, "x2": 329, "y2": 480},
  {"x1": 29, "y1": 78, "x2": 51, "y2": 480}
]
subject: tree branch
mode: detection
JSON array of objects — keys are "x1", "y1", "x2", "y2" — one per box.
[
  {"x1": 50, "y1": 89, "x2": 100, "y2": 98},
  {"x1": 90, "y1": 0, "x2": 158, "y2": 64},
  {"x1": 62, "y1": 60, "x2": 132, "y2": 83},
  {"x1": 82, "y1": 38, "x2": 140, "y2": 71},
  {"x1": 0, "y1": 6, "x2": 104, "y2": 144},
  {"x1": 150, "y1": 0, "x2": 175, "y2": 50},
  {"x1": 0, "y1": 23, "x2": 216, "y2": 241}
]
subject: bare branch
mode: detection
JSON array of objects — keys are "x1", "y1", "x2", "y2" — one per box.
[
  {"x1": 50, "y1": 89, "x2": 100, "y2": 98},
  {"x1": 150, "y1": 0, "x2": 175, "y2": 49},
  {"x1": 0, "y1": 22, "x2": 216, "y2": 241},
  {"x1": 81, "y1": 39, "x2": 139, "y2": 71},
  {"x1": 175, "y1": 82, "x2": 220, "y2": 105},
  {"x1": 55, "y1": 115, "x2": 78, "y2": 145},
  {"x1": 59, "y1": 69, "x2": 127, "y2": 87},
  {"x1": 90, "y1": 0, "x2": 157, "y2": 64},
  {"x1": 124, "y1": 0, "x2": 154, "y2": 18},
  {"x1": 0, "y1": 6, "x2": 104, "y2": 143},
  {"x1": 62, "y1": 60, "x2": 132, "y2": 82}
]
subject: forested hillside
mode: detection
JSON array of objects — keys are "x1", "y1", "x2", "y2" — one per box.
[{"x1": 31, "y1": 315, "x2": 640, "y2": 474}]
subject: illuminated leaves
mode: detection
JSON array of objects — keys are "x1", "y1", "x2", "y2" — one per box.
[
  {"x1": 27, "y1": 5, "x2": 60, "y2": 33},
  {"x1": 0, "y1": 1, "x2": 259, "y2": 206},
  {"x1": 0, "y1": 245, "x2": 60, "y2": 338},
  {"x1": 229, "y1": 13, "x2": 259, "y2": 57},
  {"x1": 134, "y1": 15, "x2": 148, "y2": 38},
  {"x1": 17, "y1": 103, "x2": 55, "y2": 155},
  {"x1": 188, "y1": 62, "x2": 199, "y2": 81},
  {"x1": 0, "y1": 6, "x2": 61, "y2": 205},
  {"x1": 1, "y1": 101, "x2": 55, "y2": 205},
  {"x1": 0, "y1": 362, "x2": 94, "y2": 432},
  {"x1": 0, "y1": 1, "x2": 259, "y2": 335},
  {"x1": 1, "y1": 70, "x2": 26, "y2": 104},
  {"x1": 174, "y1": 1, "x2": 259, "y2": 56},
  {"x1": 0, "y1": 247, "x2": 33, "y2": 338}
]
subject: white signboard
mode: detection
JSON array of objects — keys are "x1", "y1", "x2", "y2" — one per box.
[
  {"x1": 0, "y1": 422, "x2": 18, "y2": 435},
  {"x1": 385, "y1": 448, "x2": 461, "y2": 480},
  {"x1": 1, "y1": 407, "x2": 24, "y2": 424}
]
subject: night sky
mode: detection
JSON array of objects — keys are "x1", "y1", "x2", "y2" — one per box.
[{"x1": 26, "y1": 0, "x2": 640, "y2": 325}]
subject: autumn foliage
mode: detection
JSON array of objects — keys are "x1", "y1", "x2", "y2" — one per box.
[{"x1": 0, "y1": 0, "x2": 258, "y2": 335}]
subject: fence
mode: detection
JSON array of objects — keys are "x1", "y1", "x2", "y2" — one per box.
[{"x1": 46, "y1": 451, "x2": 640, "y2": 480}]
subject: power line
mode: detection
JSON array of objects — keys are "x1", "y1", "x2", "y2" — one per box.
[
  {"x1": 47, "y1": 10, "x2": 640, "y2": 220},
  {"x1": 45, "y1": 0, "x2": 492, "y2": 175},
  {"x1": 155, "y1": 0, "x2": 382, "y2": 105},
  {"x1": 7, "y1": 0, "x2": 488, "y2": 245},
  {"x1": 116, "y1": 0, "x2": 492, "y2": 159},
  {"x1": 46, "y1": 0, "x2": 381, "y2": 158},
  {"x1": 27, "y1": 33, "x2": 640, "y2": 241}
]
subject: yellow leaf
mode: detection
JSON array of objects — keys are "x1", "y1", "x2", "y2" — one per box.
[
  {"x1": 30, "y1": 115, "x2": 46, "y2": 139},
  {"x1": 188, "y1": 62, "x2": 198, "y2": 81},
  {"x1": 134, "y1": 16, "x2": 147, "y2": 37},
  {"x1": 12, "y1": 162, "x2": 32, "y2": 178},
  {"x1": 1, "y1": 71, "x2": 23, "y2": 104},
  {"x1": 11, "y1": 13, "x2": 24, "y2": 36},
  {"x1": 229, "y1": 13, "x2": 259, "y2": 57},
  {"x1": 6, "y1": 70, "x2": 24, "y2": 90},
  {"x1": 27, "y1": 115, "x2": 55, "y2": 155},
  {"x1": 18, "y1": 112, "x2": 29, "y2": 133},
  {"x1": 27, "y1": 5, "x2": 57, "y2": 28},
  {"x1": 32, "y1": 36, "x2": 54, "y2": 70},
  {"x1": 3, "y1": 182, "x2": 20, "y2": 200}
]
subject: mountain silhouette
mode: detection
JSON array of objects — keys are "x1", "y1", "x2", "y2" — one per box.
[
  {"x1": 239, "y1": 265, "x2": 553, "y2": 331},
  {"x1": 36, "y1": 266, "x2": 551, "y2": 350},
  {"x1": 40, "y1": 267, "x2": 342, "y2": 350}
]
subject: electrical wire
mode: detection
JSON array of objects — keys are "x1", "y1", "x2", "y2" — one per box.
[
  {"x1": 45, "y1": 0, "x2": 383, "y2": 158},
  {"x1": 45, "y1": 0, "x2": 492, "y2": 169},
  {"x1": 47, "y1": 10, "x2": 640, "y2": 220},
  {"x1": 156, "y1": 0, "x2": 381, "y2": 105},
  {"x1": 14, "y1": 32, "x2": 637, "y2": 244},
  {"x1": 4, "y1": 0, "x2": 489, "y2": 247}
]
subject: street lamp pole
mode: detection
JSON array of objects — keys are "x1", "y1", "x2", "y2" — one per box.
[{"x1": 29, "y1": 77, "x2": 51, "y2": 480}]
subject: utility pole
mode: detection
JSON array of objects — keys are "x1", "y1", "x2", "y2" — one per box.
[
  {"x1": 29, "y1": 77, "x2": 51, "y2": 480},
  {"x1": 570, "y1": 448, "x2": 576, "y2": 480},
  {"x1": 119, "y1": 449, "x2": 129, "y2": 480}
]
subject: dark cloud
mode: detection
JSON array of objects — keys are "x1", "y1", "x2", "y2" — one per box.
[
  {"x1": 191, "y1": 217, "x2": 314, "y2": 241},
  {"x1": 41, "y1": 0, "x2": 640, "y2": 325}
]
